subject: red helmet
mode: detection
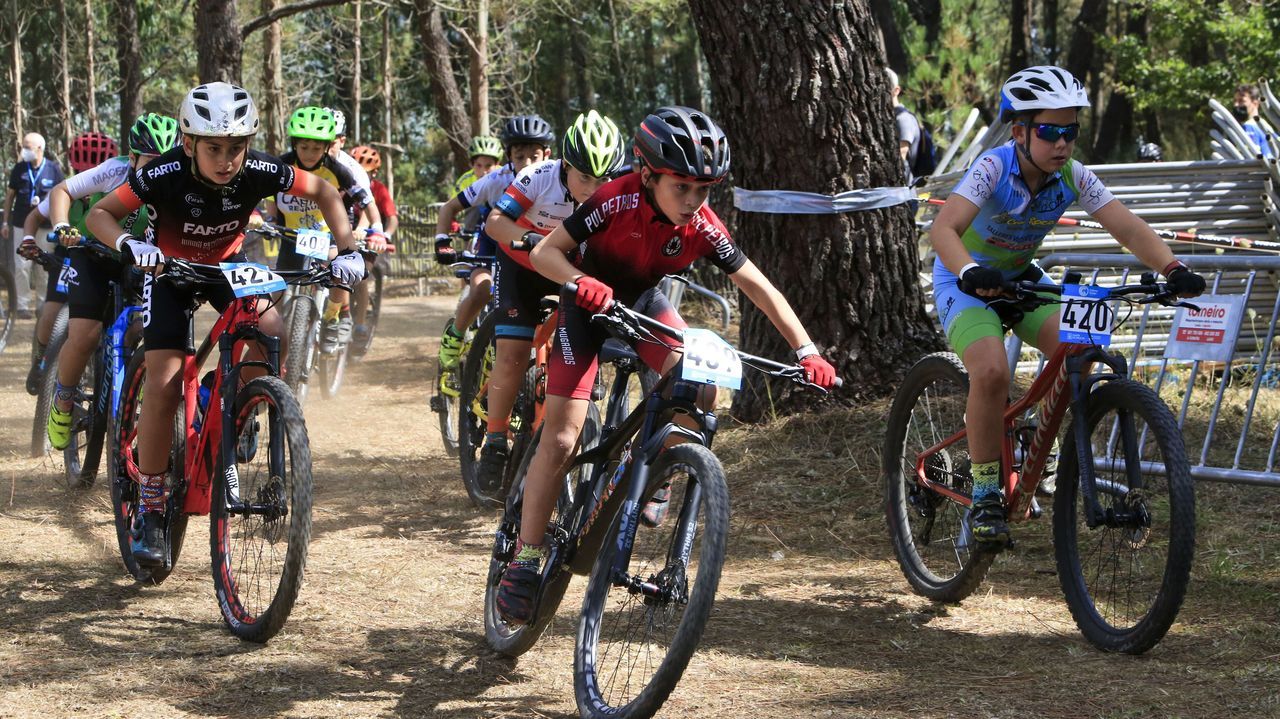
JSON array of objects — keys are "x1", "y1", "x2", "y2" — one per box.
[
  {"x1": 68, "y1": 132, "x2": 119, "y2": 173},
  {"x1": 350, "y1": 145, "x2": 381, "y2": 172}
]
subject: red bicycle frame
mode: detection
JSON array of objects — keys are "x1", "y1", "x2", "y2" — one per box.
[{"x1": 913, "y1": 342, "x2": 1095, "y2": 522}]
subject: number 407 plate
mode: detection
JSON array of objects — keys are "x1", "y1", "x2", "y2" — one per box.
[{"x1": 1059, "y1": 284, "x2": 1114, "y2": 346}]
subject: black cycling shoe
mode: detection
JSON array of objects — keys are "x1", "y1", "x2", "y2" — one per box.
[
  {"x1": 25, "y1": 357, "x2": 42, "y2": 396},
  {"x1": 969, "y1": 493, "x2": 1012, "y2": 551},
  {"x1": 132, "y1": 512, "x2": 168, "y2": 567},
  {"x1": 496, "y1": 554, "x2": 542, "y2": 625},
  {"x1": 477, "y1": 441, "x2": 510, "y2": 492}
]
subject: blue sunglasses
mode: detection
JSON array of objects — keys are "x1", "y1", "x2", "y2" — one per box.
[{"x1": 1026, "y1": 122, "x2": 1080, "y2": 143}]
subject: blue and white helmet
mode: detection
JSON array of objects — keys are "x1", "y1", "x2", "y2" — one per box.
[{"x1": 998, "y1": 66, "x2": 1088, "y2": 123}]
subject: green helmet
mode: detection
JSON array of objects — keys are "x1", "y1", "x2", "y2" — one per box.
[
  {"x1": 287, "y1": 106, "x2": 337, "y2": 142},
  {"x1": 561, "y1": 110, "x2": 624, "y2": 178},
  {"x1": 468, "y1": 135, "x2": 503, "y2": 161},
  {"x1": 128, "y1": 113, "x2": 180, "y2": 155}
]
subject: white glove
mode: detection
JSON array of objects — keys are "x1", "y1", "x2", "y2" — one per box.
[
  {"x1": 122, "y1": 238, "x2": 164, "y2": 270},
  {"x1": 330, "y1": 250, "x2": 366, "y2": 286}
]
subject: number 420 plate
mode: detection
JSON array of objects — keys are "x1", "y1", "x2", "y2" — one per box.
[{"x1": 1059, "y1": 284, "x2": 1114, "y2": 346}]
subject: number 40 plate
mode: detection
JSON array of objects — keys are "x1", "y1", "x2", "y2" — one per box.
[{"x1": 1059, "y1": 284, "x2": 1114, "y2": 346}]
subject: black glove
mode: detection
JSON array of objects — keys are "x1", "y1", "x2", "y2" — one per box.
[
  {"x1": 960, "y1": 265, "x2": 1004, "y2": 295},
  {"x1": 434, "y1": 233, "x2": 456, "y2": 264},
  {"x1": 1166, "y1": 266, "x2": 1206, "y2": 297}
]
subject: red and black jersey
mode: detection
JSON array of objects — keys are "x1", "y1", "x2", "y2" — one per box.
[
  {"x1": 112, "y1": 147, "x2": 298, "y2": 263},
  {"x1": 561, "y1": 172, "x2": 747, "y2": 304}
]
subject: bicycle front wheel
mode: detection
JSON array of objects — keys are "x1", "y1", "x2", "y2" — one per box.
[
  {"x1": 63, "y1": 351, "x2": 106, "y2": 489},
  {"x1": 210, "y1": 375, "x2": 314, "y2": 643},
  {"x1": 458, "y1": 312, "x2": 498, "y2": 507},
  {"x1": 1054, "y1": 378, "x2": 1195, "y2": 654},
  {"x1": 883, "y1": 352, "x2": 995, "y2": 602},
  {"x1": 575, "y1": 442, "x2": 729, "y2": 719},
  {"x1": 0, "y1": 265, "x2": 14, "y2": 353},
  {"x1": 284, "y1": 296, "x2": 318, "y2": 404}
]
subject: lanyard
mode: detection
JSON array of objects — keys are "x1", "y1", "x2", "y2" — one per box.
[{"x1": 25, "y1": 161, "x2": 44, "y2": 204}]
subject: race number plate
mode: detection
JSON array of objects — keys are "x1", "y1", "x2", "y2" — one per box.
[
  {"x1": 294, "y1": 228, "x2": 331, "y2": 260},
  {"x1": 1059, "y1": 284, "x2": 1113, "y2": 346},
  {"x1": 220, "y1": 262, "x2": 286, "y2": 298},
  {"x1": 680, "y1": 328, "x2": 743, "y2": 390}
]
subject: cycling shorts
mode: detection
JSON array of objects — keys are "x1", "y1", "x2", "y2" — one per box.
[
  {"x1": 493, "y1": 248, "x2": 559, "y2": 341},
  {"x1": 66, "y1": 249, "x2": 128, "y2": 321},
  {"x1": 933, "y1": 260, "x2": 1058, "y2": 357},
  {"x1": 141, "y1": 252, "x2": 245, "y2": 351},
  {"x1": 44, "y1": 246, "x2": 70, "y2": 304},
  {"x1": 547, "y1": 286, "x2": 685, "y2": 400}
]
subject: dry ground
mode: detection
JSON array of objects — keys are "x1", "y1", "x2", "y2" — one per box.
[{"x1": 1, "y1": 293, "x2": 1278, "y2": 718}]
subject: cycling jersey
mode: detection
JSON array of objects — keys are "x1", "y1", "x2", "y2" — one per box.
[
  {"x1": 452, "y1": 168, "x2": 480, "y2": 195},
  {"x1": 934, "y1": 141, "x2": 1117, "y2": 356},
  {"x1": 369, "y1": 179, "x2": 396, "y2": 226},
  {"x1": 561, "y1": 172, "x2": 747, "y2": 305},
  {"x1": 457, "y1": 164, "x2": 519, "y2": 259},
  {"x1": 275, "y1": 151, "x2": 369, "y2": 232},
  {"x1": 336, "y1": 150, "x2": 372, "y2": 193},
  {"x1": 112, "y1": 147, "x2": 298, "y2": 263},
  {"x1": 493, "y1": 159, "x2": 578, "y2": 271},
  {"x1": 39, "y1": 156, "x2": 147, "y2": 237}
]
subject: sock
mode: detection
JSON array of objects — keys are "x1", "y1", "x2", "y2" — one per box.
[
  {"x1": 138, "y1": 471, "x2": 170, "y2": 513},
  {"x1": 322, "y1": 300, "x2": 342, "y2": 323},
  {"x1": 485, "y1": 430, "x2": 508, "y2": 448},
  {"x1": 444, "y1": 319, "x2": 463, "y2": 339},
  {"x1": 512, "y1": 539, "x2": 545, "y2": 567},
  {"x1": 971, "y1": 460, "x2": 1001, "y2": 501},
  {"x1": 53, "y1": 380, "x2": 75, "y2": 412}
]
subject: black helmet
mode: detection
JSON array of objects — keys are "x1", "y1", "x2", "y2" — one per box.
[
  {"x1": 1138, "y1": 142, "x2": 1163, "y2": 162},
  {"x1": 633, "y1": 106, "x2": 731, "y2": 181},
  {"x1": 500, "y1": 114, "x2": 555, "y2": 148}
]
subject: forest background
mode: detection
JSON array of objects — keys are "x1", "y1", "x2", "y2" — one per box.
[{"x1": 2, "y1": 0, "x2": 1279, "y2": 206}]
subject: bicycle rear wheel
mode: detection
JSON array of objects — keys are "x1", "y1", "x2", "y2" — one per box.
[
  {"x1": 430, "y1": 315, "x2": 465, "y2": 458},
  {"x1": 0, "y1": 265, "x2": 14, "y2": 353},
  {"x1": 883, "y1": 352, "x2": 995, "y2": 602},
  {"x1": 353, "y1": 265, "x2": 383, "y2": 357},
  {"x1": 317, "y1": 343, "x2": 349, "y2": 399},
  {"x1": 62, "y1": 350, "x2": 106, "y2": 489},
  {"x1": 458, "y1": 312, "x2": 498, "y2": 507},
  {"x1": 109, "y1": 349, "x2": 188, "y2": 584},
  {"x1": 574, "y1": 442, "x2": 729, "y2": 719},
  {"x1": 210, "y1": 375, "x2": 313, "y2": 643},
  {"x1": 1054, "y1": 378, "x2": 1195, "y2": 654}
]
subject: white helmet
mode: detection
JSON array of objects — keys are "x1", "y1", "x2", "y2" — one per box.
[
  {"x1": 179, "y1": 82, "x2": 260, "y2": 137},
  {"x1": 998, "y1": 66, "x2": 1088, "y2": 123},
  {"x1": 326, "y1": 108, "x2": 347, "y2": 136}
]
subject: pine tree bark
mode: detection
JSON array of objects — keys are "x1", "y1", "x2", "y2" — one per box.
[
  {"x1": 261, "y1": 0, "x2": 285, "y2": 153},
  {"x1": 468, "y1": 0, "x2": 490, "y2": 135},
  {"x1": 1007, "y1": 0, "x2": 1030, "y2": 78},
  {"x1": 58, "y1": 0, "x2": 72, "y2": 150},
  {"x1": 116, "y1": 0, "x2": 143, "y2": 147},
  {"x1": 414, "y1": 0, "x2": 470, "y2": 172},
  {"x1": 10, "y1": 8, "x2": 23, "y2": 141},
  {"x1": 687, "y1": 0, "x2": 942, "y2": 418},
  {"x1": 196, "y1": 0, "x2": 243, "y2": 84},
  {"x1": 84, "y1": 0, "x2": 97, "y2": 131},
  {"x1": 352, "y1": 0, "x2": 362, "y2": 142}
]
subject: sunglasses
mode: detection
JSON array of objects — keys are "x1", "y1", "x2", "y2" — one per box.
[{"x1": 1026, "y1": 122, "x2": 1080, "y2": 143}]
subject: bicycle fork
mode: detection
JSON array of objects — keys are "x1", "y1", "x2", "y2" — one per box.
[{"x1": 1066, "y1": 349, "x2": 1144, "y2": 529}]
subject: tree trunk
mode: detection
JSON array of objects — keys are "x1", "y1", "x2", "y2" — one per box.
[
  {"x1": 569, "y1": 18, "x2": 595, "y2": 112},
  {"x1": 1042, "y1": 0, "x2": 1059, "y2": 64},
  {"x1": 904, "y1": 0, "x2": 942, "y2": 48},
  {"x1": 687, "y1": 0, "x2": 942, "y2": 417},
  {"x1": 116, "y1": 0, "x2": 143, "y2": 148},
  {"x1": 1091, "y1": 6, "x2": 1146, "y2": 160},
  {"x1": 871, "y1": 0, "x2": 907, "y2": 75},
  {"x1": 468, "y1": 0, "x2": 489, "y2": 135},
  {"x1": 196, "y1": 0, "x2": 243, "y2": 84},
  {"x1": 1064, "y1": 0, "x2": 1106, "y2": 82},
  {"x1": 10, "y1": 6, "x2": 23, "y2": 141},
  {"x1": 58, "y1": 0, "x2": 72, "y2": 150},
  {"x1": 84, "y1": 0, "x2": 97, "y2": 132},
  {"x1": 1007, "y1": 0, "x2": 1030, "y2": 78},
  {"x1": 352, "y1": 0, "x2": 362, "y2": 142},
  {"x1": 381, "y1": 8, "x2": 393, "y2": 196},
  {"x1": 261, "y1": 0, "x2": 284, "y2": 153},
  {"x1": 414, "y1": 0, "x2": 470, "y2": 172}
]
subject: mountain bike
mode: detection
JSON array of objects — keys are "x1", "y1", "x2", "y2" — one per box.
[
  {"x1": 429, "y1": 251, "x2": 493, "y2": 457},
  {"x1": 110, "y1": 257, "x2": 327, "y2": 642},
  {"x1": 883, "y1": 272, "x2": 1197, "y2": 654},
  {"x1": 483, "y1": 286, "x2": 836, "y2": 718},
  {"x1": 41, "y1": 240, "x2": 143, "y2": 488},
  {"x1": 350, "y1": 232, "x2": 393, "y2": 359}
]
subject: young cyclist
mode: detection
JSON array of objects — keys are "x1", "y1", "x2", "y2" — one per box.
[
  {"x1": 451, "y1": 135, "x2": 504, "y2": 233},
  {"x1": 86, "y1": 83, "x2": 365, "y2": 567},
  {"x1": 30, "y1": 116, "x2": 178, "y2": 449},
  {"x1": 494, "y1": 106, "x2": 838, "y2": 625},
  {"x1": 432, "y1": 115, "x2": 555, "y2": 372},
  {"x1": 348, "y1": 144, "x2": 397, "y2": 352},
  {"x1": 929, "y1": 66, "x2": 1206, "y2": 549},
  {"x1": 473, "y1": 109, "x2": 626, "y2": 491},
  {"x1": 18, "y1": 131, "x2": 118, "y2": 395}
]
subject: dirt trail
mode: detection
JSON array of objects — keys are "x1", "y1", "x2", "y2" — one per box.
[{"x1": 1, "y1": 294, "x2": 1278, "y2": 718}]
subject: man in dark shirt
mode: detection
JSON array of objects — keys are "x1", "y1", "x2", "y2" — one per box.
[{"x1": 3, "y1": 132, "x2": 65, "y2": 315}]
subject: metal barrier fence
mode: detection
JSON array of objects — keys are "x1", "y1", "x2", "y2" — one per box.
[
  {"x1": 1006, "y1": 253, "x2": 1280, "y2": 488},
  {"x1": 386, "y1": 203, "x2": 447, "y2": 279}
]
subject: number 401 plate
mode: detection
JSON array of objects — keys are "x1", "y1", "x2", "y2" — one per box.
[{"x1": 1059, "y1": 284, "x2": 1114, "y2": 346}]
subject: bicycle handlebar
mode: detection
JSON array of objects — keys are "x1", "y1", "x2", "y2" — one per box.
[
  {"x1": 564, "y1": 281, "x2": 842, "y2": 392},
  {"x1": 994, "y1": 275, "x2": 1201, "y2": 312}
]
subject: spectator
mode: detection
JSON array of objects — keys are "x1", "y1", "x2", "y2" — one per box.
[
  {"x1": 2, "y1": 132, "x2": 64, "y2": 317},
  {"x1": 887, "y1": 68, "x2": 922, "y2": 185},
  {"x1": 1233, "y1": 83, "x2": 1273, "y2": 158}
]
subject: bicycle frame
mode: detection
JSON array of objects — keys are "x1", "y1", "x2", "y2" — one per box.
[
  {"x1": 912, "y1": 341, "x2": 1132, "y2": 526},
  {"x1": 179, "y1": 295, "x2": 282, "y2": 516}
]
